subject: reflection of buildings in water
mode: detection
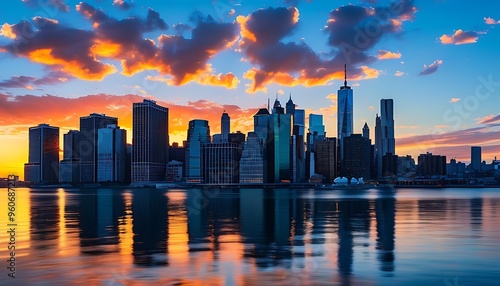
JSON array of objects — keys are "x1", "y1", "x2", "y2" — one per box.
[
  {"x1": 375, "y1": 198, "x2": 396, "y2": 272},
  {"x1": 337, "y1": 200, "x2": 371, "y2": 277},
  {"x1": 78, "y1": 188, "x2": 124, "y2": 254},
  {"x1": 132, "y1": 189, "x2": 168, "y2": 266},
  {"x1": 470, "y1": 198, "x2": 483, "y2": 230},
  {"x1": 418, "y1": 199, "x2": 448, "y2": 221},
  {"x1": 30, "y1": 191, "x2": 59, "y2": 246}
]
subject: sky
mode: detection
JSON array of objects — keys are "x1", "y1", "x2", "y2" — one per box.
[{"x1": 1, "y1": 0, "x2": 500, "y2": 178}]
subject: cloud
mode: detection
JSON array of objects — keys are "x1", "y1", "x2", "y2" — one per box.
[
  {"x1": 439, "y1": 29, "x2": 479, "y2": 45},
  {"x1": 0, "y1": 71, "x2": 72, "y2": 89},
  {"x1": 1, "y1": 3, "x2": 240, "y2": 89},
  {"x1": 484, "y1": 17, "x2": 500, "y2": 25},
  {"x1": 419, "y1": 59, "x2": 443, "y2": 76},
  {"x1": 113, "y1": 0, "x2": 131, "y2": 10},
  {"x1": 0, "y1": 93, "x2": 258, "y2": 143},
  {"x1": 394, "y1": 70, "x2": 404, "y2": 76},
  {"x1": 449, "y1": 97, "x2": 460, "y2": 103},
  {"x1": 369, "y1": 105, "x2": 375, "y2": 110},
  {"x1": 396, "y1": 124, "x2": 500, "y2": 161},
  {"x1": 21, "y1": 0, "x2": 69, "y2": 12},
  {"x1": 237, "y1": 1, "x2": 416, "y2": 93},
  {"x1": 477, "y1": 114, "x2": 500, "y2": 124},
  {"x1": 378, "y1": 50, "x2": 402, "y2": 59}
]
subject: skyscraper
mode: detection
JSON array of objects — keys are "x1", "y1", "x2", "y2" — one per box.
[
  {"x1": 337, "y1": 64, "x2": 354, "y2": 161},
  {"x1": 98, "y1": 124, "x2": 127, "y2": 183},
  {"x1": 293, "y1": 108, "x2": 306, "y2": 182},
  {"x1": 59, "y1": 130, "x2": 80, "y2": 183},
  {"x1": 306, "y1": 114, "x2": 325, "y2": 178},
  {"x1": 267, "y1": 97, "x2": 291, "y2": 183},
  {"x1": 201, "y1": 142, "x2": 240, "y2": 184},
  {"x1": 363, "y1": 122, "x2": 369, "y2": 139},
  {"x1": 221, "y1": 111, "x2": 230, "y2": 142},
  {"x1": 132, "y1": 99, "x2": 169, "y2": 182},
  {"x1": 239, "y1": 132, "x2": 264, "y2": 183},
  {"x1": 471, "y1": 146, "x2": 482, "y2": 172},
  {"x1": 253, "y1": 106, "x2": 270, "y2": 182},
  {"x1": 185, "y1": 119, "x2": 211, "y2": 182},
  {"x1": 24, "y1": 124, "x2": 59, "y2": 183},
  {"x1": 375, "y1": 99, "x2": 395, "y2": 178},
  {"x1": 314, "y1": 137, "x2": 337, "y2": 183},
  {"x1": 80, "y1": 113, "x2": 118, "y2": 183},
  {"x1": 342, "y1": 134, "x2": 371, "y2": 180}
]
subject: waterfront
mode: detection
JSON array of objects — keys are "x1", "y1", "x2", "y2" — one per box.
[{"x1": 1, "y1": 187, "x2": 499, "y2": 285}]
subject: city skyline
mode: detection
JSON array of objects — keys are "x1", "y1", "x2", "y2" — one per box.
[{"x1": 2, "y1": 0, "x2": 500, "y2": 177}]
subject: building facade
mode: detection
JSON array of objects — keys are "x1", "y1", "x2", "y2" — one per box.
[
  {"x1": 342, "y1": 134, "x2": 371, "y2": 180},
  {"x1": 201, "y1": 142, "x2": 240, "y2": 184},
  {"x1": 417, "y1": 152, "x2": 447, "y2": 176},
  {"x1": 337, "y1": 65, "x2": 354, "y2": 161},
  {"x1": 59, "y1": 130, "x2": 80, "y2": 183},
  {"x1": 239, "y1": 132, "x2": 264, "y2": 183},
  {"x1": 267, "y1": 98, "x2": 291, "y2": 183},
  {"x1": 185, "y1": 119, "x2": 211, "y2": 182},
  {"x1": 24, "y1": 124, "x2": 60, "y2": 183},
  {"x1": 314, "y1": 137, "x2": 337, "y2": 183},
  {"x1": 97, "y1": 125, "x2": 127, "y2": 183},
  {"x1": 80, "y1": 113, "x2": 118, "y2": 183},
  {"x1": 132, "y1": 99, "x2": 169, "y2": 182}
]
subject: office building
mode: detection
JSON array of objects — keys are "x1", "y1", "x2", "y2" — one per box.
[
  {"x1": 166, "y1": 160, "x2": 183, "y2": 182},
  {"x1": 59, "y1": 130, "x2": 80, "y2": 183},
  {"x1": 306, "y1": 113, "x2": 326, "y2": 178},
  {"x1": 417, "y1": 152, "x2": 447, "y2": 177},
  {"x1": 342, "y1": 134, "x2": 371, "y2": 180},
  {"x1": 362, "y1": 122, "x2": 369, "y2": 139},
  {"x1": 97, "y1": 125, "x2": 127, "y2": 183},
  {"x1": 80, "y1": 113, "x2": 118, "y2": 183},
  {"x1": 24, "y1": 124, "x2": 60, "y2": 183},
  {"x1": 382, "y1": 153, "x2": 398, "y2": 177},
  {"x1": 375, "y1": 99, "x2": 395, "y2": 178},
  {"x1": 338, "y1": 64, "x2": 354, "y2": 161},
  {"x1": 398, "y1": 155, "x2": 416, "y2": 177},
  {"x1": 185, "y1": 119, "x2": 211, "y2": 182},
  {"x1": 221, "y1": 112, "x2": 230, "y2": 142},
  {"x1": 239, "y1": 132, "x2": 264, "y2": 183},
  {"x1": 267, "y1": 97, "x2": 291, "y2": 183},
  {"x1": 132, "y1": 99, "x2": 169, "y2": 182},
  {"x1": 201, "y1": 142, "x2": 240, "y2": 184},
  {"x1": 314, "y1": 137, "x2": 337, "y2": 182},
  {"x1": 293, "y1": 109, "x2": 306, "y2": 182},
  {"x1": 471, "y1": 146, "x2": 482, "y2": 172}
]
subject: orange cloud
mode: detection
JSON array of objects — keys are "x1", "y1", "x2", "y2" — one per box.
[
  {"x1": 0, "y1": 23, "x2": 16, "y2": 39},
  {"x1": 377, "y1": 50, "x2": 402, "y2": 60},
  {"x1": 439, "y1": 29, "x2": 479, "y2": 45},
  {"x1": 449, "y1": 98, "x2": 461, "y2": 103},
  {"x1": 484, "y1": 17, "x2": 500, "y2": 25}
]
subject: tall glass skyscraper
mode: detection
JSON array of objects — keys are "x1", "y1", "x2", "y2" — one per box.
[
  {"x1": 132, "y1": 99, "x2": 169, "y2": 182},
  {"x1": 267, "y1": 98, "x2": 291, "y2": 183},
  {"x1": 24, "y1": 124, "x2": 60, "y2": 183},
  {"x1": 375, "y1": 99, "x2": 395, "y2": 178},
  {"x1": 98, "y1": 124, "x2": 127, "y2": 183},
  {"x1": 239, "y1": 132, "x2": 264, "y2": 183},
  {"x1": 186, "y1": 119, "x2": 211, "y2": 182},
  {"x1": 80, "y1": 113, "x2": 118, "y2": 183},
  {"x1": 59, "y1": 130, "x2": 80, "y2": 183},
  {"x1": 337, "y1": 65, "x2": 353, "y2": 161}
]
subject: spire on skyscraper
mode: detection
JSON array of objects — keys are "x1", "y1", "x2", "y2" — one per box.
[{"x1": 344, "y1": 63, "x2": 347, "y2": 87}]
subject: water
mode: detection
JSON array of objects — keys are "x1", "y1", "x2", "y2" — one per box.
[{"x1": 1, "y1": 187, "x2": 499, "y2": 285}]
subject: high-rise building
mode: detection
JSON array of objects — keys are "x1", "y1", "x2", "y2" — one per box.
[
  {"x1": 59, "y1": 130, "x2": 80, "y2": 183},
  {"x1": 221, "y1": 112, "x2": 230, "y2": 142},
  {"x1": 363, "y1": 122, "x2": 369, "y2": 139},
  {"x1": 338, "y1": 64, "x2": 354, "y2": 161},
  {"x1": 201, "y1": 142, "x2": 240, "y2": 184},
  {"x1": 239, "y1": 132, "x2": 264, "y2": 183},
  {"x1": 382, "y1": 153, "x2": 398, "y2": 177},
  {"x1": 267, "y1": 97, "x2": 291, "y2": 183},
  {"x1": 286, "y1": 93, "x2": 295, "y2": 117},
  {"x1": 132, "y1": 99, "x2": 169, "y2": 182},
  {"x1": 471, "y1": 146, "x2": 482, "y2": 172},
  {"x1": 342, "y1": 134, "x2": 371, "y2": 180},
  {"x1": 24, "y1": 124, "x2": 59, "y2": 183},
  {"x1": 293, "y1": 108, "x2": 306, "y2": 182},
  {"x1": 185, "y1": 119, "x2": 211, "y2": 182},
  {"x1": 314, "y1": 137, "x2": 337, "y2": 183},
  {"x1": 375, "y1": 99, "x2": 395, "y2": 178},
  {"x1": 253, "y1": 106, "x2": 270, "y2": 182},
  {"x1": 306, "y1": 114, "x2": 326, "y2": 178},
  {"x1": 417, "y1": 152, "x2": 446, "y2": 177},
  {"x1": 97, "y1": 124, "x2": 127, "y2": 183},
  {"x1": 79, "y1": 113, "x2": 118, "y2": 183}
]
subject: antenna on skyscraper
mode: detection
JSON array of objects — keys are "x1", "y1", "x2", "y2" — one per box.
[
  {"x1": 344, "y1": 64, "x2": 347, "y2": 87},
  {"x1": 267, "y1": 97, "x2": 270, "y2": 112}
]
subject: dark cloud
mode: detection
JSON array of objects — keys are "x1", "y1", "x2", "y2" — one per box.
[
  {"x1": 419, "y1": 59, "x2": 443, "y2": 75},
  {"x1": 21, "y1": 0, "x2": 70, "y2": 12},
  {"x1": 0, "y1": 71, "x2": 72, "y2": 89}
]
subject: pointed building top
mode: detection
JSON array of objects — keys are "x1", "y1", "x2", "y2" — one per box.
[
  {"x1": 344, "y1": 64, "x2": 347, "y2": 87},
  {"x1": 363, "y1": 122, "x2": 369, "y2": 128}
]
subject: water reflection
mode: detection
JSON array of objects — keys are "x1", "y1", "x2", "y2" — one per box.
[{"x1": 3, "y1": 188, "x2": 500, "y2": 285}]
